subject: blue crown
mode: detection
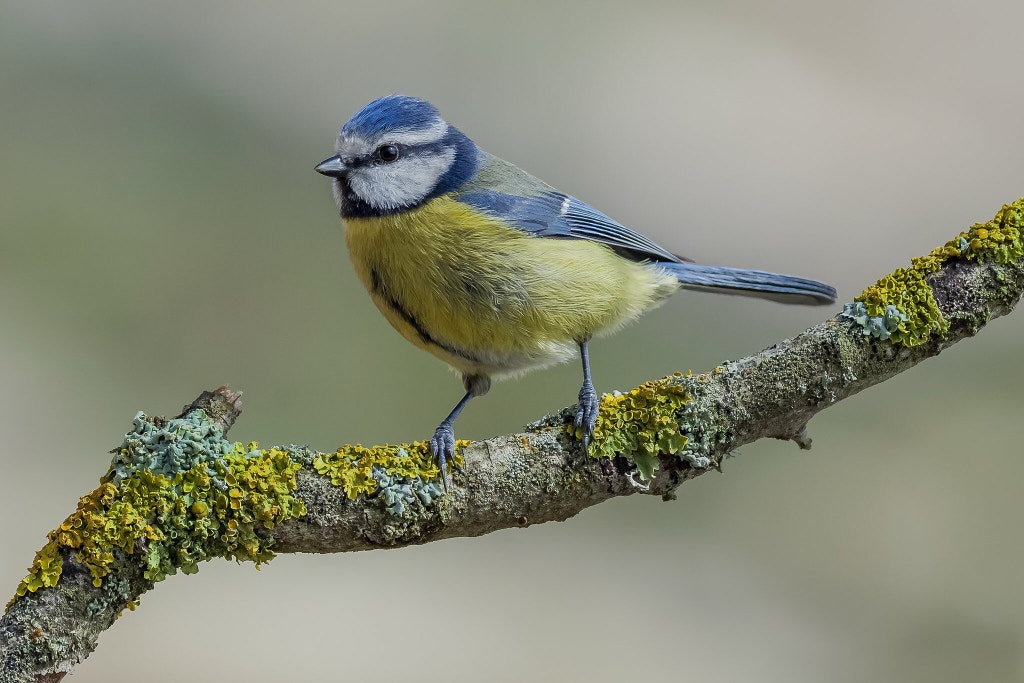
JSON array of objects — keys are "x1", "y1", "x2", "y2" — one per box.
[{"x1": 341, "y1": 95, "x2": 441, "y2": 138}]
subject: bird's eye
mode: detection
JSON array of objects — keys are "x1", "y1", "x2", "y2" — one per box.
[{"x1": 377, "y1": 144, "x2": 400, "y2": 162}]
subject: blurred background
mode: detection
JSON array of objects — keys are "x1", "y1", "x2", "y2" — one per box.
[{"x1": 2, "y1": 1, "x2": 1023, "y2": 680}]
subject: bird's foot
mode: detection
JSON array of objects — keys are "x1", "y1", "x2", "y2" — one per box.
[
  {"x1": 430, "y1": 421, "x2": 457, "y2": 492},
  {"x1": 575, "y1": 381, "x2": 599, "y2": 450}
]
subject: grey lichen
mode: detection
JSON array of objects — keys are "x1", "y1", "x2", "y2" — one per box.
[
  {"x1": 108, "y1": 410, "x2": 238, "y2": 484},
  {"x1": 675, "y1": 377, "x2": 723, "y2": 469},
  {"x1": 371, "y1": 465, "x2": 444, "y2": 515},
  {"x1": 841, "y1": 301, "x2": 909, "y2": 341}
]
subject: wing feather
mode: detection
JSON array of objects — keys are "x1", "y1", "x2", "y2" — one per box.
[{"x1": 458, "y1": 188, "x2": 685, "y2": 264}]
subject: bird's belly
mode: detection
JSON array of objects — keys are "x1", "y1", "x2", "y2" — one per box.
[
  {"x1": 360, "y1": 262, "x2": 579, "y2": 377},
  {"x1": 342, "y1": 195, "x2": 678, "y2": 377}
]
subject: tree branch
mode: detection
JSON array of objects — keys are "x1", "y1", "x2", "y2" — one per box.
[{"x1": 2, "y1": 201, "x2": 1023, "y2": 683}]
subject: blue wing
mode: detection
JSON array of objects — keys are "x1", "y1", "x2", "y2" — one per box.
[
  {"x1": 458, "y1": 189, "x2": 686, "y2": 264},
  {"x1": 456, "y1": 188, "x2": 836, "y2": 305}
]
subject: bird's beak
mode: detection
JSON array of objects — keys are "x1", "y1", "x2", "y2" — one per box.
[{"x1": 315, "y1": 155, "x2": 347, "y2": 178}]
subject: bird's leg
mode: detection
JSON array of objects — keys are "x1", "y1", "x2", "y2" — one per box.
[
  {"x1": 574, "y1": 340, "x2": 599, "y2": 449},
  {"x1": 430, "y1": 374, "x2": 490, "y2": 491}
]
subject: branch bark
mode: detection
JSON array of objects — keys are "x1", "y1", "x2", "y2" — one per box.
[{"x1": 2, "y1": 217, "x2": 1022, "y2": 682}]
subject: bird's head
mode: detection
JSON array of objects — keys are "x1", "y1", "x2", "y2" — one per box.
[{"x1": 316, "y1": 95, "x2": 480, "y2": 218}]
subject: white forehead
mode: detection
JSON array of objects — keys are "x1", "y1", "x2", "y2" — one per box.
[{"x1": 335, "y1": 119, "x2": 449, "y2": 156}]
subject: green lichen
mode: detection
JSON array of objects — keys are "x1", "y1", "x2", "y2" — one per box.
[
  {"x1": 846, "y1": 198, "x2": 1024, "y2": 346},
  {"x1": 570, "y1": 374, "x2": 694, "y2": 479},
  {"x1": 137, "y1": 445, "x2": 306, "y2": 581},
  {"x1": 8, "y1": 411, "x2": 305, "y2": 608},
  {"x1": 853, "y1": 267, "x2": 947, "y2": 346},
  {"x1": 312, "y1": 441, "x2": 462, "y2": 506},
  {"x1": 959, "y1": 200, "x2": 1024, "y2": 265},
  {"x1": 8, "y1": 406, "x2": 472, "y2": 613}
]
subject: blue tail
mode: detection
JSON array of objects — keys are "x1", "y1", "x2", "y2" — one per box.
[{"x1": 657, "y1": 262, "x2": 837, "y2": 306}]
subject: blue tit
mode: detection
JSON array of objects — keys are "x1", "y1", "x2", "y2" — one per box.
[{"x1": 315, "y1": 95, "x2": 837, "y2": 488}]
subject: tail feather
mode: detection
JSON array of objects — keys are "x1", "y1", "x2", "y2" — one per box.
[{"x1": 658, "y1": 262, "x2": 837, "y2": 306}]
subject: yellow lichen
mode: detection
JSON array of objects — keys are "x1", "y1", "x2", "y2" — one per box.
[
  {"x1": 855, "y1": 267, "x2": 949, "y2": 346},
  {"x1": 571, "y1": 377, "x2": 692, "y2": 479},
  {"x1": 850, "y1": 198, "x2": 1024, "y2": 346},
  {"x1": 9, "y1": 442, "x2": 305, "y2": 607},
  {"x1": 312, "y1": 441, "x2": 465, "y2": 499},
  {"x1": 12, "y1": 480, "x2": 150, "y2": 599},
  {"x1": 958, "y1": 200, "x2": 1024, "y2": 265}
]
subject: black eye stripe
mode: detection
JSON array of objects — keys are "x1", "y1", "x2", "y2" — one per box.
[{"x1": 349, "y1": 142, "x2": 443, "y2": 168}]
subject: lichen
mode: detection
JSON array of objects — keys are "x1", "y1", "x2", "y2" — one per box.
[
  {"x1": 312, "y1": 441, "x2": 461, "y2": 507},
  {"x1": 137, "y1": 446, "x2": 306, "y2": 582},
  {"x1": 8, "y1": 411, "x2": 305, "y2": 608},
  {"x1": 86, "y1": 572, "x2": 138, "y2": 619},
  {"x1": 673, "y1": 377, "x2": 718, "y2": 469},
  {"x1": 850, "y1": 266, "x2": 949, "y2": 346},
  {"x1": 845, "y1": 198, "x2": 1024, "y2": 346},
  {"x1": 7, "y1": 407, "x2": 474, "y2": 611},
  {"x1": 959, "y1": 200, "x2": 1024, "y2": 265},
  {"x1": 109, "y1": 410, "x2": 237, "y2": 483},
  {"x1": 371, "y1": 465, "x2": 445, "y2": 515},
  {"x1": 571, "y1": 374, "x2": 694, "y2": 479},
  {"x1": 840, "y1": 302, "x2": 907, "y2": 341}
]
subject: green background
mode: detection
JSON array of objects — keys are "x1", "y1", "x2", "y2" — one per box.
[{"x1": 1, "y1": 1, "x2": 1022, "y2": 680}]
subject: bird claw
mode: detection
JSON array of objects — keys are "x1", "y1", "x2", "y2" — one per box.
[
  {"x1": 430, "y1": 421, "x2": 457, "y2": 491},
  {"x1": 575, "y1": 382, "x2": 599, "y2": 450}
]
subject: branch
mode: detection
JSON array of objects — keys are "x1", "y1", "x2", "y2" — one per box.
[{"x1": 2, "y1": 200, "x2": 1023, "y2": 682}]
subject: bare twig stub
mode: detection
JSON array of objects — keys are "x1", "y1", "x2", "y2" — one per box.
[{"x1": 2, "y1": 202, "x2": 1022, "y2": 683}]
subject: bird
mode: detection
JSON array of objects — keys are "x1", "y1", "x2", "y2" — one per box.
[{"x1": 315, "y1": 95, "x2": 837, "y2": 489}]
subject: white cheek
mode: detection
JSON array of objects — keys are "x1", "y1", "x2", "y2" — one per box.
[{"x1": 349, "y1": 147, "x2": 456, "y2": 211}]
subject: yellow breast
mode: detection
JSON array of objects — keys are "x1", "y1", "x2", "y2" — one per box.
[{"x1": 342, "y1": 195, "x2": 677, "y2": 377}]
